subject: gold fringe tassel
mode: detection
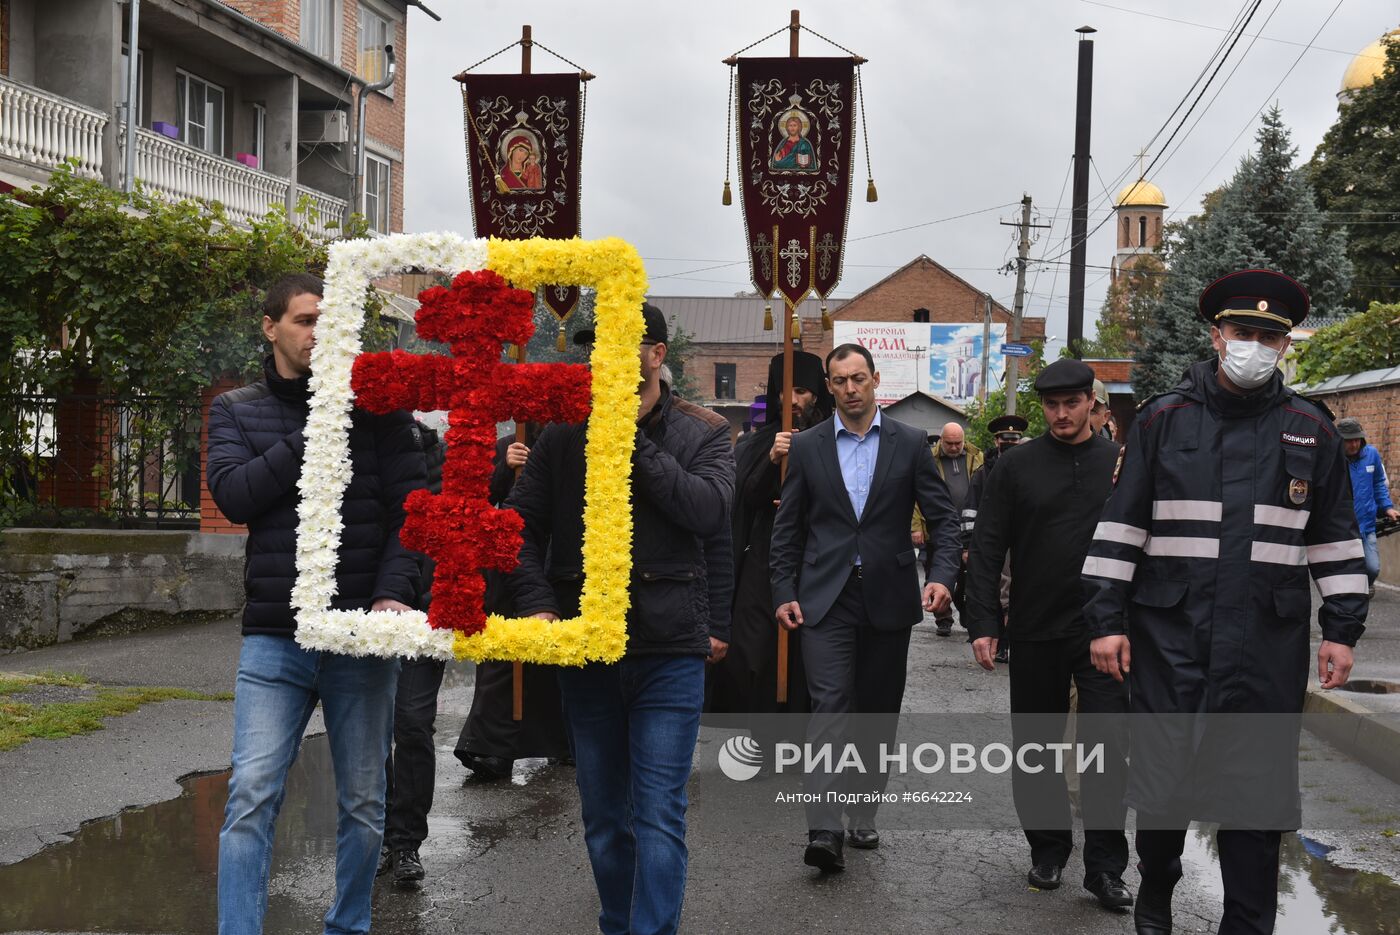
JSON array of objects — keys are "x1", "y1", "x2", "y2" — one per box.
[
  {"x1": 763, "y1": 304, "x2": 773, "y2": 331},
  {"x1": 556, "y1": 329, "x2": 566, "y2": 353},
  {"x1": 504, "y1": 343, "x2": 516, "y2": 359},
  {"x1": 821, "y1": 303, "x2": 833, "y2": 331},
  {"x1": 494, "y1": 174, "x2": 510, "y2": 195},
  {"x1": 790, "y1": 315, "x2": 801, "y2": 340},
  {"x1": 721, "y1": 181, "x2": 732, "y2": 206},
  {"x1": 866, "y1": 178, "x2": 879, "y2": 203}
]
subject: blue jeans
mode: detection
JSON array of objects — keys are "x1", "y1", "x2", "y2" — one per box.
[
  {"x1": 1363, "y1": 531, "x2": 1380, "y2": 584},
  {"x1": 557, "y1": 655, "x2": 705, "y2": 935},
  {"x1": 218, "y1": 635, "x2": 399, "y2": 935}
]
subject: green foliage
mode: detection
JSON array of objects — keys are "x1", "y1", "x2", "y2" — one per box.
[
  {"x1": 1309, "y1": 36, "x2": 1400, "y2": 309},
  {"x1": 961, "y1": 342, "x2": 1049, "y2": 451},
  {"x1": 1082, "y1": 256, "x2": 1165, "y2": 360},
  {"x1": 664, "y1": 317, "x2": 700, "y2": 399},
  {"x1": 1293, "y1": 301, "x2": 1400, "y2": 384},
  {"x1": 1135, "y1": 107, "x2": 1354, "y2": 398},
  {"x1": 0, "y1": 163, "x2": 393, "y2": 521}
]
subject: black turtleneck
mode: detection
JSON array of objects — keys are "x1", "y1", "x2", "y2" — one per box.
[{"x1": 964, "y1": 429, "x2": 1122, "y2": 642}]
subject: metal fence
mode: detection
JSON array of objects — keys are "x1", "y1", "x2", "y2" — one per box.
[{"x1": 0, "y1": 394, "x2": 203, "y2": 529}]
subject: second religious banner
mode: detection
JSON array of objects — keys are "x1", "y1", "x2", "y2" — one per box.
[
  {"x1": 736, "y1": 56, "x2": 856, "y2": 308},
  {"x1": 460, "y1": 72, "x2": 583, "y2": 329}
]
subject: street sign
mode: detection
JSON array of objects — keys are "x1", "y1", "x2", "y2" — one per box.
[{"x1": 1000, "y1": 343, "x2": 1033, "y2": 357}]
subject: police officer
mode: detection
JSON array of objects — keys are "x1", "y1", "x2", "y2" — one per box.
[{"x1": 1082, "y1": 269, "x2": 1369, "y2": 935}]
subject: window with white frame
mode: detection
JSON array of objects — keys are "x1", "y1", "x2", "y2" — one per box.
[
  {"x1": 364, "y1": 153, "x2": 392, "y2": 234},
  {"x1": 301, "y1": 0, "x2": 336, "y2": 60},
  {"x1": 176, "y1": 71, "x2": 225, "y2": 155},
  {"x1": 120, "y1": 45, "x2": 144, "y2": 127},
  {"x1": 357, "y1": 5, "x2": 390, "y2": 83},
  {"x1": 252, "y1": 104, "x2": 266, "y2": 166}
]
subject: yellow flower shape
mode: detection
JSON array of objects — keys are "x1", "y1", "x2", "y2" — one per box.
[{"x1": 450, "y1": 237, "x2": 648, "y2": 665}]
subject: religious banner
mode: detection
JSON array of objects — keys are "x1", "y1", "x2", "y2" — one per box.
[
  {"x1": 460, "y1": 72, "x2": 584, "y2": 344},
  {"x1": 735, "y1": 57, "x2": 856, "y2": 311}
]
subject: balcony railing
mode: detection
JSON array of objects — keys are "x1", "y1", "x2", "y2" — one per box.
[
  {"x1": 0, "y1": 75, "x2": 106, "y2": 180},
  {"x1": 118, "y1": 128, "x2": 349, "y2": 238},
  {"x1": 120, "y1": 128, "x2": 290, "y2": 226}
]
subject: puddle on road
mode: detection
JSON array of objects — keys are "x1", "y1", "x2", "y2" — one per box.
[
  {"x1": 1181, "y1": 829, "x2": 1400, "y2": 935},
  {"x1": 1, "y1": 733, "x2": 1398, "y2": 934}
]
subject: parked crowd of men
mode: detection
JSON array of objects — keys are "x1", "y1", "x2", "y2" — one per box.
[{"x1": 208, "y1": 268, "x2": 1380, "y2": 935}]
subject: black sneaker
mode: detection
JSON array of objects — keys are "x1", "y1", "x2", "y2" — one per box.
[
  {"x1": 935, "y1": 620, "x2": 953, "y2": 637},
  {"x1": 392, "y1": 848, "x2": 425, "y2": 887}
]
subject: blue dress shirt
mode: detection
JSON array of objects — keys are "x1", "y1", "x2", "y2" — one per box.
[{"x1": 835, "y1": 409, "x2": 882, "y2": 564}]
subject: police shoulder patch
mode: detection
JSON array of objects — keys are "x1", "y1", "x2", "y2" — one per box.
[{"x1": 1281, "y1": 431, "x2": 1317, "y2": 447}]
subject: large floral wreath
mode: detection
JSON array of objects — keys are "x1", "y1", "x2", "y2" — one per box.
[{"x1": 290, "y1": 233, "x2": 647, "y2": 664}]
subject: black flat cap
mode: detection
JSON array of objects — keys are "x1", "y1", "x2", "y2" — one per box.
[
  {"x1": 1033, "y1": 358, "x2": 1096, "y2": 395},
  {"x1": 1336, "y1": 418, "x2": 1365, "y2": 440},
  {"x1": 987, "y1": 414, "x2": 1029, "y2": 435},
  {"x1": 641, "y1": 302, "x2": 668, "y2": 345},
  {"x1": 1198, "y1": 269, "x2": 1309, "y2": 333}
]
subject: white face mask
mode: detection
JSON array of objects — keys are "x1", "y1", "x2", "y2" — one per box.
[{"x1": 1219, "y1": 339, "x2": 1281, "y2": 390}]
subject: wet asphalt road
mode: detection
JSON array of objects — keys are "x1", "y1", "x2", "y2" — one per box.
[{"x1": 1, "y1": 589, "x2": 1398, "y2": 933}]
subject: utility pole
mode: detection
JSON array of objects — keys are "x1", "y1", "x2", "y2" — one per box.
[
  {"x1": 1067, "y1": 25, "x2": 1096, "y2": 359},
  {"x1": 1000, "y1": 194, "x2": 1051, "y2": 415}
]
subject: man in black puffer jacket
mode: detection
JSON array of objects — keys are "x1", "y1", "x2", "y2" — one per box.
[
  {"x1": 507, "y1": 303, "x2": 734, "y2": 935},
  {"x1": 209, "y1": 273, "x2": 425, "y2": 935}
]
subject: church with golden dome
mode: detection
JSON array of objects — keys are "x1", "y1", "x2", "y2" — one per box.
[
  {"x1": 1338, "y1": 27, "x2": 1398, "y2": 102},
  {"x1": 1109, "y1": 162, "x2": 1166, "y2": 288}
]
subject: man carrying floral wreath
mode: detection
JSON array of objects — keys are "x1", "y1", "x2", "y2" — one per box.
[
  {"x1": 207, "y1": 272, "x2": 426, "y2": 935},
  {"x1": 507, "y1": 302, "x2": 735, "y2": 935}
]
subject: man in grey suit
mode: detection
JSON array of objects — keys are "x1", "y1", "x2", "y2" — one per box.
[{"x1": 771, "y1": 343, "x2": 961, "y2": 871}]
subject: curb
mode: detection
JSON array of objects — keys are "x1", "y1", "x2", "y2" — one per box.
[{"x1": 1303, "y1": 686, "x2": 1400, "y2": 786}]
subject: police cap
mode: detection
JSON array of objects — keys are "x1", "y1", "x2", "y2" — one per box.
[
  {"x1": 1033, "y1": 358, "x2": 1096, "y2": 396},
  {"x1": 987, "y1": 414, "x2": 1029, "y2": 436},
  {"x1": 1198, "y1": 269, "x2": 1309, "y2": 334}
]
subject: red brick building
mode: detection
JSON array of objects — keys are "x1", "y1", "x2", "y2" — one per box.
[{"x1": 662, "y1": 255, "x2": 1048, "y2": 434}]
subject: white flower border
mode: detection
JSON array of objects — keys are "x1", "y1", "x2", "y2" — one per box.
[{"x1": 291, "y1": 232, "x2": 488, "y2": 660}]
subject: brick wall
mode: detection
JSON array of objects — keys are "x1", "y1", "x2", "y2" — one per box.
[
  {"x1": 361, "y1": 13, "x2": 407, "y2": 232},
  {"x1": 805, "y1": 256, "x2": 1046, "y2": 361},
  {"x1": 199, "y1": 376, "x2": 248, "y2": 534},
  {"x1": 686, "y1": 343, "x2": 779, "y2": 405},
  {"x1": 1310, "y1": 381, "x2": 1400, "y2": 483},
  {"x1": 222, "y1": 0, "x2": 299, "y2": 40}
]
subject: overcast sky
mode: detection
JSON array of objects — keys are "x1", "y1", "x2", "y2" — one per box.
[{"x1": 402, "y1": 0, "x2": 1395, "y2": 355}]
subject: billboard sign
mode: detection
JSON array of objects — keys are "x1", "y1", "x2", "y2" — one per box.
[{"x1": 833, "y1": 322, "x2": 1007, "y2": 406}]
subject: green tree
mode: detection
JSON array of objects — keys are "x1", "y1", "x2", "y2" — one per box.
[
  {"x1": 663, "y1": 317, "x2": 700, "y2": 399},
  {"x1": 1134, "y1": 106, "x2": 1353, "y2": 397},
  {"x1": 1081, "y1": 255, "x2": 1164, "y2": 359},
  {"x1": 962, "y1": 342, "x2": 1049, "y2": 451},
  {"x1": 1293, "y1": 301, "x2": 1400, "y2": 384},
  {"x1": 1309, "y1": 35, "x2": 1400, "y2": 309}
]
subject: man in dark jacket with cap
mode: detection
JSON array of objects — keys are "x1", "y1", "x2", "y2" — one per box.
[
  {"x1": 1083, "y1": 269, "x2": 1368, "y2": 935},
  {"x1": 965, "y1": 358, "x2": 1132, "y2": 909},
  {"x1": 208, "y1": 273, "x2": 426, "y2": 934},
  {"x1": 709, "y1": 351, "x2": 831, "y2": 720},
  {"x1": 507, "y1": 303, "x2": 734, "y2": 935}
]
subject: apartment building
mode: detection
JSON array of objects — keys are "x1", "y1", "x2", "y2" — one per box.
[{"x1": 0, "y1": 0, "x2": 429, "y2": 235}]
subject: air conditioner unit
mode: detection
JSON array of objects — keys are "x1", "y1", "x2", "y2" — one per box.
[{"x1": 298, "y1": 110, "x2": 349, "y2": 145}]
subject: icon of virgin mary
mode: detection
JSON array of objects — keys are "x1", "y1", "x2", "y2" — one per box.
[
  {"x1": 498, "y1": 116, "x2": 544, "y2": 191},
  {"x1": 769, "y1": 97, "x2": 817, "y2": 173}
]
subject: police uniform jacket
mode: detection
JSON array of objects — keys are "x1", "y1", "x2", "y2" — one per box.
[{"x1": 1081, "y1": 359, "x2": 1368, "y2": 824}]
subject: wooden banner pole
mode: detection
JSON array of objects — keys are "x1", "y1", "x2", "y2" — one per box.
[
  {"x1": 512, "y1": 23, "x2": 532, "y2": 724},
  {"x1": 776, "y1": 9, "x2": 799, "y2": 705}
]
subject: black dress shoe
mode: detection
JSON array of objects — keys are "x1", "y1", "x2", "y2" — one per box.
[
  {"x1": 1027, "y1": 862, "x2": 1063, "y2": 889},
  {"x1": 459, "y1": 752, "x2": 513, "y2": 781},
  {"x1": 1134, "y1": 860, "x2": 1181, "y2": 934},
  {"x1": 994, "y1": 648, "x2": 1010, "y2": 665},
  {"x1": 1085, "y1": 871, "x2": 1134, "y2": 909},
  {"x1": 846, "y1": 827, "x2": 880, "y2": 849},
  {"x1": 803, "y1": 831, "x2": 845, "y2": 872},
  {"x1": 935, "y1": 620, "x2": 952, "y2": 636}
]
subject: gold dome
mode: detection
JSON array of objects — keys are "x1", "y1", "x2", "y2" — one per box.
[
  {"x1": 1115, "y1": 179, "x2": 1167, "y2": 207},
  {"x1": 1340, "y1": 29, "x2": 1399, "y2": 95}
]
